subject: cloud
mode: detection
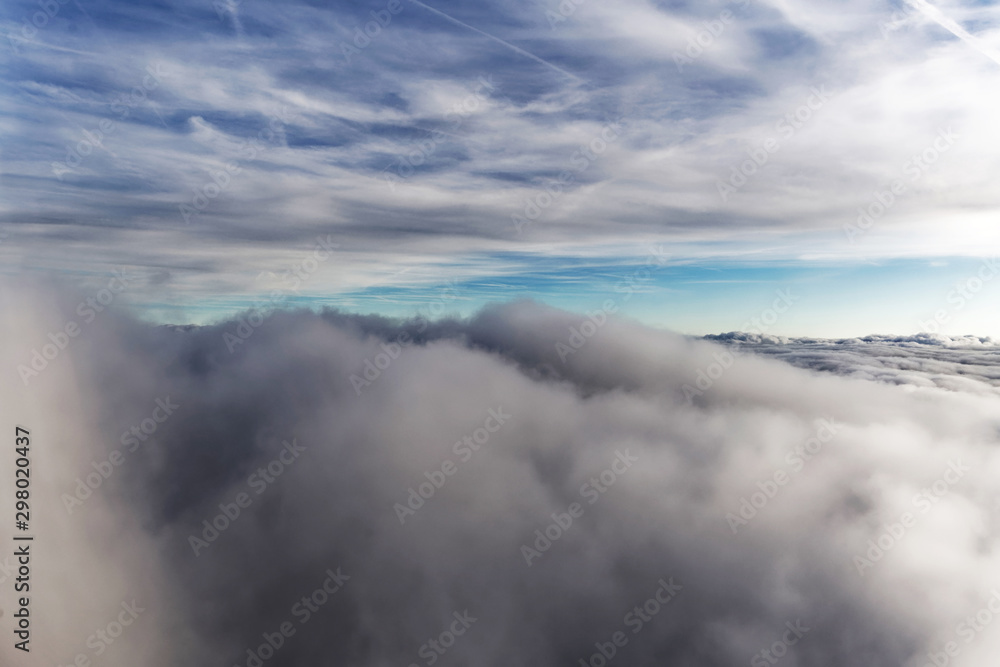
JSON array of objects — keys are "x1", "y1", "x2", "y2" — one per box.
[
  {"x1": 707, "y1": 331, "x2": 1000, "y2": 394},
  {"x1": 5, "y1": 284, "x2": 1000, "y2": 666},
  {"x1": 3, "y1": 0, "x2": 1000, "y2": 313}
]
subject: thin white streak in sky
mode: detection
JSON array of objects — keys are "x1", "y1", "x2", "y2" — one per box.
[
  {"x1": 406, "y1": 0, "x2": 590, "y2": 85},
  {"x1": 905, "y1": 0, "x2": 1000, "y2": 67}
]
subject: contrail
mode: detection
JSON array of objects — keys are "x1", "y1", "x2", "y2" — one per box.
[
  {"x1": 406, "y1": 0, "x2": 590, "y2": 85},
  {"x1": 7, "y1": 38, "x2": 101, "y2": 57},
  {"x1": 904, "y1": 0, "x2": 1000, "y2": 67}
]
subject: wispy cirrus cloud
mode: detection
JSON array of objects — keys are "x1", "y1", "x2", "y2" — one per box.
[{"x1": 2, "y1": 0, "x2": 999, "y2": 330}]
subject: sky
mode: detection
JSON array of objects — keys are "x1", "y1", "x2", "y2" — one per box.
[{"x1": 2, "y1": 0, "x2": 1000, "y2": 336}]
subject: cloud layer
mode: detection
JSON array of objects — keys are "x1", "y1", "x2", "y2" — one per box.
[
  {"x1": 708, "y1": 331, "x2": 1000, "y2": 394},
  {"x1": 4, "y1": 285, "x2": 1000, "y2": 666},
  {"x1": 3, "y1": 0, "x2": 1000, "y2": 313}
]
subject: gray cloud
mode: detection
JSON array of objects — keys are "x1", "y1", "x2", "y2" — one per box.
[{"x1": 5, "y1": 284, "x2": 1000, "y2": 666}]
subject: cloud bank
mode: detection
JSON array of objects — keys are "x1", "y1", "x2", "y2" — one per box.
[
  {"x1": 707, "y1": 331, "x2": 1000, "y2": 395},
  {"x1": 3, "y1": 284, "x2": 1000, "y2": 666}
]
